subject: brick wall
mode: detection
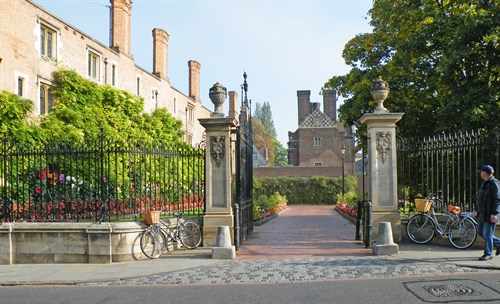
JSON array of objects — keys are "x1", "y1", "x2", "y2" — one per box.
[{"x1": 0, "y1": 0, "x2": 210, "y2": 146}]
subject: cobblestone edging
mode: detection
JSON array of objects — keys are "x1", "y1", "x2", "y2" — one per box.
[
  {"x1": 253, "y1": 208, "x2": 290, "y2": 226},
  {"x1": 80, "y1": 256, "x2": 497, "y2": 286}
]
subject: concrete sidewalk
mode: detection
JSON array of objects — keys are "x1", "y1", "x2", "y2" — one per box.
[
  {"x1": 0, "y1": 241, "x2": 498, "y2": 286},
  {"x1": 1, "y1": 204, "x2": 499, "y2": 286}
]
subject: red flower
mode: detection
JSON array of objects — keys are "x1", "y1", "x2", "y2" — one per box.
[
  {"x1": 35, "y1": 187, "x2": 42, "y2": 194},
  {"x1": 39, "y1": 168, "x2": 47, "y2": 179}
]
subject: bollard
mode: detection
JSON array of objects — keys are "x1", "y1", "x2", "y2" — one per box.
[
  {"x1": 233, "y1": 203, "x2": 240, "y2": 251},
  {"x1": 364, "y1": 200, "x2": 372, "y2": 248},
  {"x1": 212, "y1": 226, "x2": 235, "y2": 259},
  {"x1": 355, "y1": 200, "x2": 362, "y2": 241},
  {"x1": 373, "y1": 222, "x2": 399, "y2": 255}
]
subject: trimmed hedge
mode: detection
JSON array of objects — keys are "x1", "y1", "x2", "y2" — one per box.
[{"x1": 253, "y1": 176, "x2": 357, "y2": 205}]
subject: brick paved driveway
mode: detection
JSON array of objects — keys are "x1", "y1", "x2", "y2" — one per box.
[{"x1": 237, "y1": 205, "x2": 371, "y2": 259}]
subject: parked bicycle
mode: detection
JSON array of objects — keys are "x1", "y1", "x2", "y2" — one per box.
[
  {"x1": 406, "y1": 198, "x2": 477, "y2": 249},
  {"x1": 140, "y1": 211, "x2": 202, "y2": 259}
]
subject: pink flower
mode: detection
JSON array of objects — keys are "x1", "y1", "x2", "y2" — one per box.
[{"x1": 35, "y1": 187, "x2": 42, "y2": 194}]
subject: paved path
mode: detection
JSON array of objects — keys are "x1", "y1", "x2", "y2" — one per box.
[{"x1": 237, "y1": 205, "x2": 371, "y2": 259}]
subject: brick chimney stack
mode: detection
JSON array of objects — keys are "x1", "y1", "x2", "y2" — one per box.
[
  {"x1": 188, "y1": 60, "x2": 201, "y2": 102},
  {"x1": 229, "y1": 91, "x2": 239, "y2": 121},
  {"x1": 152, "y1": 28, "x2": 169, "y2": 80},
  {"x1": 297, "y1": 90, "x2": 311, "y2": 125},
  {"x1": 323, "y1": 89, "x2": 337, "y2": 121},
  {"x1": 110, "y1": 0, "x2": 132, "y2": 56}
]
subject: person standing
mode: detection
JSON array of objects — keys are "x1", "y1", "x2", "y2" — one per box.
[{"x1": 476, "y1": 165, "x2": 500, "y2": 260}]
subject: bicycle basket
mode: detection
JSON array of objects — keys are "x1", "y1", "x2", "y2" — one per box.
[
  {"x1": 415, "y1": 199, "x2": 432, "y2": 213},
  {"x1": 447, "y1": 205, "x2": 461, "y2": 214},
  {"x1": 142, "y1": 211, "x2": 161, "y2": 225}
]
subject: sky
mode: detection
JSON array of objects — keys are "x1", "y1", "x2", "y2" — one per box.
[{"x1": 33, "y1": 0, "x2": 374, "y2": 145}]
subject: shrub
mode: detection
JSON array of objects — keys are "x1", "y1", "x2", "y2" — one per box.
[
  {"x1": 253, "y1": 176, "x2": 357, "y2": 205},
  {"x1": 336, "y1": 191, "x2": 359, "y2": 209}
]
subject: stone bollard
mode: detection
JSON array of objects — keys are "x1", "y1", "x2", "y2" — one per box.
[
  {"x1": 212, "y1": 226, "x2": 235, "y2": 259},
  {"x1": 373, "y1": 222, "x2": 399, "y2": 255}
]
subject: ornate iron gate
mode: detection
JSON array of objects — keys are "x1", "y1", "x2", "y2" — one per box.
[{"x1": 234, "y1": 72, "x2": 253, "y2": 249}]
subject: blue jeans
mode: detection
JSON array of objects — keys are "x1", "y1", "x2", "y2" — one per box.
[{"x1": 477, "y1": 214, "x2": 500, "y2": 256}]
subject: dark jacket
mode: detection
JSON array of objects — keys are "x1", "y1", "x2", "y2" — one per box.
[{"x1": 477, "y1": 176, "x2": 500, "y2": 221}]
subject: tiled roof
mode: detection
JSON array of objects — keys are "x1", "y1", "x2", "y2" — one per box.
[{"x1": 299, "y1": 110, "x2": 336, "y2": 128}]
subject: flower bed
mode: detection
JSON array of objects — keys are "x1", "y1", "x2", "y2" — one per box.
[{"x1": 336, "y1": 203, "x2": 358, "y2": 219}]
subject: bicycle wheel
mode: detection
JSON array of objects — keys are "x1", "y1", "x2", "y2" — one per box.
[
  {"x1": 448, "y1": 217, "x2": 477, "y2": 249},
  {"x1": 406, "y1": 214, "x2": 436, "y2": 244},
  {"x1": 140, "y1": 226, "x2": 167, "y2": 258},
  {"x1": 179, "y1": 221, "x2": 202, "y2": 249}
]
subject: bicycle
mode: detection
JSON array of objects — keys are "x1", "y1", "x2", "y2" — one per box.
[
  {"x1": 140, "y1": 212, "x2": 202, "y2": 259},
  {"x1": 406, "y1": 198, "x2": 478, "y2": 249}
]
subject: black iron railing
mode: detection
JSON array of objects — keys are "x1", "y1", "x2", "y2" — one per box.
[
  {"x1": 397, "y1": 130, "x2": 499, "y2": 214},
  {"x1": 0, "y1": 133, "x2": 205, "y2": 222}
]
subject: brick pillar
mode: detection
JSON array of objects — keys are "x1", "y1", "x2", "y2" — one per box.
[
  {"x1": 323, "y1": 89, "x2": 337, "y2": 121},
  {"x1": 228, "y1": 91, "x2": 239, "y2": 121},
  {"x1": 110, "y1": 0, "x2": 132, "y2": 57},
  {"x1": 188, "y1": 60, "x2": 201, "y2": 102},
  {"x1": 152, "y1": 28, "x2": 169, "y2": 80},
  {"x1": 297, "y1": 90, "x2": 310, "y2": 125}
]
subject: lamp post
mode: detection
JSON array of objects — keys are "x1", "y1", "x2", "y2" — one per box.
[{"x1": 341, "y1": 144, "x2": 346, "y2": 196}]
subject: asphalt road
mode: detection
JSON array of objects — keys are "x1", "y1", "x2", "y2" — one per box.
[{"x1": 2, "y1": 272, "x2": 499, "y2": 304}]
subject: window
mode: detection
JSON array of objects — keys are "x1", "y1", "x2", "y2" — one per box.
[
  {"x1": 40, "y1": 84, "x2": 54, "y2": 114},
  {"x1": 40, "y1": 24, "x2": 56, "y2": 59},
  {"x1": 189, "y1": 107, "x2": 194, "y2": 122},
  {"x1": 314, "y1": 137, "x2": 322, "y2": 146},
  {"x1": 136, "y1": 77, "x2": 141, "y2": 95},
  {"x1": 17, "y1": 77, "x2": 25, "y2": 96},
  {"x1": 173, "y1": 98, "x2": 177, "y2": 114},
  {"x1": 314, "y1": 162, "x2": 322, "y2": 167},
  {"x1": 111, "y1": 65, "x2": 116, "y2": 86},
  {"x1": 88, "y1": 50, "x2": 100, "y2": 80},
  {"x1": 186, "y1": 134, "x2": 193, "y2": 145}
]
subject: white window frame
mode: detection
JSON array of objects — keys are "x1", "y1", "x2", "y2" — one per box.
[
  {"x1": 314, "y1": 137, "x2": 322, "y2": 147},
  {"x1": 314, "y1": 162, "x2": 322, "y2": 167},
  {"x1": 136, "y1": 74, "x2": 142, "y2": 96},
  {"x1": 38, "y1": 19, "x2": 59, "y2": 60},
  {"x1": 38, "y1": 78, "x2": 55, "y2": 115},
  {"x1": 111, "y1": 63, "x2": 117, "y2": 86},
  {"x1": 14, "y1": 72, "x2": 29, "y2": 98},
  {"x1": 87, "y1": 47, "x2": 102, "y2": 82}
]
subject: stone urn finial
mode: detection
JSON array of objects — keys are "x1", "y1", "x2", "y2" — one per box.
[
  {"x1": 371, "y1": 77, "x2": 390, "y2": 114},
  {"x1": 209, "y1": 82, "x2": 227, "y2": 117}
]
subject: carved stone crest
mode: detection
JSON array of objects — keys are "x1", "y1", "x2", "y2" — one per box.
[
  {"x1": 376, "y1": 131, "x2": 391, "y2": 164},
  {"x1": 210, "y1": 136, "x2": 225, "y2": 168}
]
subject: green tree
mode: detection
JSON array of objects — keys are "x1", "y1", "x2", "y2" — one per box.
[
  {"x1": 326, "y1": 0, "x2": 500, "y2": 140},
  {"x1": 254, "y1": 101, "x2": 277, "y2": 138},
  {"x1": 274, "y1": 139, "x2": 288, "y2": 166},
  {"x1": 252, "y1": 116, "x2": 275, "y2": 165}
]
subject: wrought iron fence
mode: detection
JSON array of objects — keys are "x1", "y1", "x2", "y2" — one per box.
[
  {"x1": 397, "y1": 130, "x2": 499, "y2": 214},
  {"x1": 0, "y1": 133, "x2": 205, "y2": 222}
]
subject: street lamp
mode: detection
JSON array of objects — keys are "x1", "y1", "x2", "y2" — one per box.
[{"x1": 341, "y1": 144, "x2": 346, "y2": 196}]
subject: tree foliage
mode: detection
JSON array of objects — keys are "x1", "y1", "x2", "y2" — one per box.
[
  {"x1": 326, "y1": 0, "x2": 500, "y2": 140},
  {"x1": 254, "y1": 101, "x2": 277, "y2": 137},
  {"x1": 1, "y1": 68, "x2": 185, "y2": 146},
  {"x1": 253, "y1": 101, "x2": 288, "y2": 166}
]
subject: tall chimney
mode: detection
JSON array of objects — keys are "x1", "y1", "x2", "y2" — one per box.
[
  {"x1": 297, "y1": 90, "x2": 311, "y2": 125},
  {"x1": 110, "y1": 0, "x2": 132, "y2": 56},
  {"x1": 323, "y1": 89, "x2": 337, "y2": 121},
  {"x1": 229, "y1": 91, "x2": 239, "y2": 120},
  {"x1": 188, "y1": 60, "x2": 201, "y2": 102},
  {"x1": 152, "y1": 28, "x2": 169, "y2": 80}
]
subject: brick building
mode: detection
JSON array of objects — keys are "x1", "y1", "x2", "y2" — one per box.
[
  {"x1": 287, "y1": 89, "x2": 355, "y2": 174},
  {"x1": 0, "y1": 0, "x2": 211, "y2": 145}
]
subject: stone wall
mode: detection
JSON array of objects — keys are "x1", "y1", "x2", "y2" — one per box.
[{"x1": 0, "y1": 222, "x2": 147, "y2": 264}]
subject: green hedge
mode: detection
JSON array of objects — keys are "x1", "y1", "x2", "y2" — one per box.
[{"x1": 253, "y1": 176, "x2": 357, "y2": 205}]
